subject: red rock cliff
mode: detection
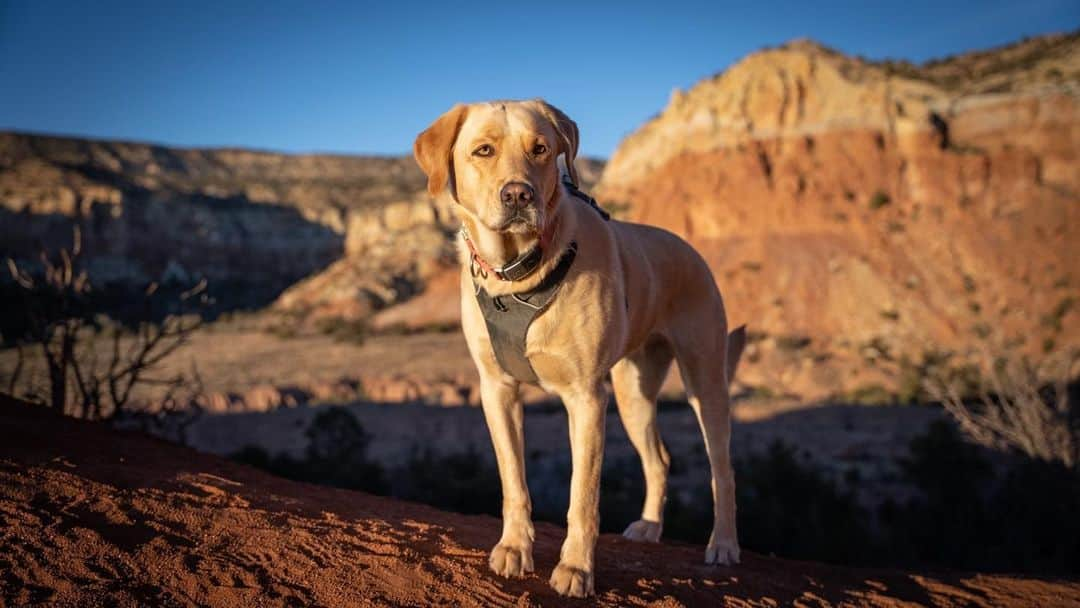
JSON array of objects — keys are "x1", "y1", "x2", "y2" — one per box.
[{"x1": 596, "y1": 35, "x2": 1079, "y2": 396}]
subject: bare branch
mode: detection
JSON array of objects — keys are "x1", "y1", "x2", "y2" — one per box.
[
  {"x1": 7, "y1": 258, "x2": 35, "y2": 289},
  {"x1": 8, "y1": 225, "x2": 207, "y2": 420},
  {"x1": 7, "y1": 344, "x2": 25, "y2": 394},
  {"x1": 927, "y1": 351, "x2": 1078, "y2": 469}
]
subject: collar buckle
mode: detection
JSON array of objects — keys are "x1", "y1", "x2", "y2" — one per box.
[{"x1": 493, "y1": 246, "x2": 543, "y2": 282}]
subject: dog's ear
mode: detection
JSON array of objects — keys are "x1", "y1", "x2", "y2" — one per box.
[
  {"x1": 414, "y1": 104, "x2": 468, "y2": 197},
  {"x1": 536, "y1": 100, "x2": 580, "y2": 187}
]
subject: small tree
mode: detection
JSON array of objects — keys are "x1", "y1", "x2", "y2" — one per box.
[
  {"x1": 927, "y1": 351, "x2": 1079, "y2": 469},
  {"x1": 6, "y1": 226, "x2": 207, "y2": 420}
]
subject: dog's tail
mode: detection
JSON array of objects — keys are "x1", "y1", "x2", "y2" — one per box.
[{"x1": 725, "y1": 325, "x2": 747, "y2": 384}]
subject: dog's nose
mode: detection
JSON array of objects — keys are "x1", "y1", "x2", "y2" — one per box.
[{"x1": 500, "y1": 182, "x2": 535, "y2": 208}]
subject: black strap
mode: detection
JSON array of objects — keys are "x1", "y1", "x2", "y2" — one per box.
[
  {"x1": 563, "y1": 176, "x2": 610, "y2": 221},
  {"x1": 475, "y1": 242, "x2": 578, "y2": 383}
]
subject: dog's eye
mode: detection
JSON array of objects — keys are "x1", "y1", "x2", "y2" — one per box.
[
  {"x1": 532, "y1": 143, "x2": 548, "y2": 155},
  {"x1": 473, "y1": 144, "x2": 494, "y2": 157}
]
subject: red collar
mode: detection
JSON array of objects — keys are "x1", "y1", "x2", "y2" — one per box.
[{"x1": 462, "y1": 217, "x2": 559, "y2": 282}]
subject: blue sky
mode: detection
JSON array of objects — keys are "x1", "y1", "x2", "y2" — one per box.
[{"x1": 1, "y1": 1, "x2": 1077, "y2": 158}]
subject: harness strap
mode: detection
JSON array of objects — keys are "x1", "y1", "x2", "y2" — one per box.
[
  {"x1": 563, "y1": 175, "x2": 611, "y2": 221},
  {"x1": 475, "y1": 242, "x2": 578, "y2": 383}
]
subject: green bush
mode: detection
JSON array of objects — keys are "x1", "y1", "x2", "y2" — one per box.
[
  {"x1": 775, "y1": 335, "x2": 812, "y2": 351},
  {"x1": 315, "y1": 317, "x2": 369, "y2": 345},
  {"x1": 736, "y1": 442, "x2": 872, "y2": 563},
  {"x1": 897, "y1": 350, "x2": 954, "y2": 403},
  {"x1": 1041, "y1": 296, "x2": 1075, "y2": 333},
  {"x1": 869, "y1": 191, "x2": 891, "y2": 210},
  {"x1": 397, "y1": 445, "x2": 501, "y2": 516},
  {"x1": 847, "y1": 383, "x2": 893, "y2": 405},
  {"x1": 230, "y1": 406, "x2": 387, "y2": 494},
  {"x1": 879, "y1": 420, "x2": 1080, "y2": 573}
]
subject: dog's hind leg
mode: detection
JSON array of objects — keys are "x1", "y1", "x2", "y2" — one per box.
[
  {"x1": 672, "y1": 323, "x2": 745, "y2": 565},
  {"x1": 611, "y1": 337, "x2": 674, "y2": 542}
]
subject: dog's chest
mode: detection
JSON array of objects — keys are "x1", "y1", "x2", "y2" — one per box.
[{"x1": 474, "y1": 243, "x2": 577, "y2": 383}]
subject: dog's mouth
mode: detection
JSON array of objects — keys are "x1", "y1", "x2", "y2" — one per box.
[{"x1": 493, "y1": 211, "x2": 539, "y2": 234}]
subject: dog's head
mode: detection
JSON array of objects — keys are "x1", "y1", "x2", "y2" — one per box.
[{"x1": 413, "y1": 99, "x2": 578, "y2": 235}]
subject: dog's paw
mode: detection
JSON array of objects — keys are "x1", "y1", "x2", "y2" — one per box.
[
  {"x1": 622, "y1": 519, "x2": 662, "y2": 542},
  {"x1": 705, "y1": 538, "x2": 740, "y2": 565},
  {"x1": 489, "y1": 543, "x2": 534, "y2": 578},
  {"x1": 549, "y1": 562, "x2": 593, "y2": 597}
]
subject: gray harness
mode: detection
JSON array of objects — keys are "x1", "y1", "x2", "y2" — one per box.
[
  {"x1": 473, "y1": 180, "x2": 608, "y2": 384},
  {"x1": 475, "y1": 243, "x2": 577, "y2": 383}
]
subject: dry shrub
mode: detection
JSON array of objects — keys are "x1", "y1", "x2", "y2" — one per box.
[
  {"x1": 927, "y1": 351, "x2": 1079, "y2": 468},
  {"x1": 6, "y1": 226, "x2": 207, "y2": 420}
]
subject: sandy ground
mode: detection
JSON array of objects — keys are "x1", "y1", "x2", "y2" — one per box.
[
  {"x1": 4, "y1": 395, "x2": 1078, "y2": 608},
  {"x1": 171, "y1": 328, "x2": 481, "y2": 396},
  {"x1": 0, "y1": 327, "x2": 477, "y2": 400},
  {"x1": 0, "y1": 324, "x2": 847, "y2": 416}
]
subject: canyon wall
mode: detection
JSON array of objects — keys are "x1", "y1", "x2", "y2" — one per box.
[
  {"x1": 0, "y1": 132, "x2": 424, "y2": 304},
  {"x1": 594, "y1": 35, "x2": 1079, "y2": 397}
]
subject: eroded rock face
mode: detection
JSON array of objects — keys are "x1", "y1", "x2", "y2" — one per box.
[
  {"x1": 272, "y1": 194, "x2": 458, "y2": 324},
  {"x1": 0, "y1": 133, "x2": 428, "y2": 308},
  {"x1": 595, "y1": 35, "x2": 1079, "y2": 398}
]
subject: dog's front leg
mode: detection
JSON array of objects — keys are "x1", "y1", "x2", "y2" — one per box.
[
  {"x1": 480, "y1": 377, "x2": 534, "y2": 578},
  {"x1": 550, "y1": 382, "x2": 606, "y2": 597}
]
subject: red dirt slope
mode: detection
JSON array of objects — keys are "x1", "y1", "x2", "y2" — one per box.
[{"x1": 1, "y1": 395, "x2": 1077, "y2": 607}]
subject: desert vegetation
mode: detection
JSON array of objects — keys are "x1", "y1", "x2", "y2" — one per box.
[
  {"x1": 3, "y1": 227, "x2": 207, "y2": 420},
  {"x1": 928, "y1": 352, "x2": 1078, "y2": 468}
]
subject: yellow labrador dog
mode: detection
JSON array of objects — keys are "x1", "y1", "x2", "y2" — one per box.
[{"x1": 414, "y1": 99, "x2": 745, "y2": 597}]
